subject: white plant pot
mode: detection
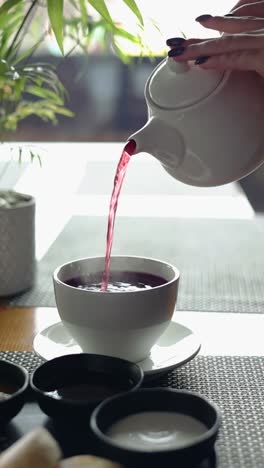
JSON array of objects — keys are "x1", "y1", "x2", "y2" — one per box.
[{"x1": 0, "y1": 191, "x2": 35, "y2": 296}]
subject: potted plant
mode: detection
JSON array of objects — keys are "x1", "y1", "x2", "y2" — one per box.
[{"x1": 0, "y1": 0, "x2": 145, "y2": 296}]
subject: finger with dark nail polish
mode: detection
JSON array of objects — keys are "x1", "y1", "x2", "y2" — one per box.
[
  {"x1": 195, "y1": 14, "x2": 212, "y2": 22},
  {"x1": 168, "y1": 47, "x2": 185, "y2": 57},
  {"x1": 166, "y1": 37, "x2": 186, "y2": 46},
  {"x1": 195, "y1": 56, "x2": 210, "y2": 65}
]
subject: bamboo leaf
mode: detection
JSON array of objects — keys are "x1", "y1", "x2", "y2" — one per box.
[
  {"x1": 0, "y1": 0, "x2": 21, "y2": 17},
  {"x1": 18, "y1": 146, "x2": 22, "y2": 164},
  {"x1": 78, "y1": 0, "x2": 87, "y2": 30},
  {"x1": 0, "y1": 35, "x2": 10, "y2": 58},
  {"x1": 122, "y1": 0, "x2": 143, "y2": 26},
  {"x1": 26, "y1": 85, "x2": 64, "y2": 105},
  {"x1": 112, "y1": 40, "x2": 130, "y2": 64},
  {"x1": 47, "y1": 0, "x2": 64, "y2": 54},
  {"x1": 112, "y1": 26, "x2": 140, "y2": 44},
  {"x1": 88, "y1": 0, "x2": 114, "y2": 26},
  {"x1": 180, "y1": 30, "x2": 187, "y2": 39},
  {"x1": 12, "y1": 39, "x2": 43, "y2": 65},
  {"x1": 0, "y1": 10, "x2": 21, "y2": 30},
  {"x1": 12, "y1": 77, "x2": 26, "y2": 101},
  {"x1": 0, "y1": 60, "x2": 9, "y2": 75},
  {"x1": 50, "y1": 107, "x2": 74, "y2": 117},
  {"x1": 36, "y1": 153, "x2": 42, "y2": 167}
]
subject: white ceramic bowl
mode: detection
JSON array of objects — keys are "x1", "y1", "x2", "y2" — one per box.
[{"x1": 53, "y1": 256, "x2": 180, "y2": 363}]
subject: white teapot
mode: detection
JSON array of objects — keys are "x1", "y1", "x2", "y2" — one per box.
[{"x1": 129, "y1": 57, "x2": 264, "y2": 187}]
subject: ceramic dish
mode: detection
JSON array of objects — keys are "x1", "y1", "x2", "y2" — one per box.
[
  {"x1": 0, "y1": 359, "x2": 29, "y2": 425},
  {"x1": 30, "y1": 353, "x2": 143, "y2": 420},
  {"x1": 90, "y1": 388, "x2": 221, "y2": 468},
  {"x1": 33, "y1": 321, "x2": 201, "y2": 379}
]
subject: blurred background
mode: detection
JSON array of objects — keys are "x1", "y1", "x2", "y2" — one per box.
[
  {"x1": 12, "y1": 0, "x2": 234, "y2": 143},
  {"x1": 3, "y1": 0, "x2": 264, "y2": 211}
]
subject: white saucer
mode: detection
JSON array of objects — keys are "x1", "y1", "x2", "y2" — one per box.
[{"x1": 33, "y1": 321, "x2": 201, "y2": 377}]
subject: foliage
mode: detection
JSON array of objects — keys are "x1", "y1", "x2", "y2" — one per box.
[{"x1": 0, "y1": 0, "x2": 144, "y2": 141}]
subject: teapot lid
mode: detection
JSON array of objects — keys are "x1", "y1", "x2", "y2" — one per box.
[{"x1": 148, "y1": 57, "x2": 224, "y2": 109}]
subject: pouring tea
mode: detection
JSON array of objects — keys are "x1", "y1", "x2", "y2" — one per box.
[{"x1": 98, "y1": 56, "x2": 264, "y2": 289}]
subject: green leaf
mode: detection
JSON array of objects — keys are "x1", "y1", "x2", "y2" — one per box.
[
  {"x1": 112, "y1": 26, "x2": 140, "y2": 44},
  {"x1": 179, "y1": 30, "x2": 187, "y2": 39},
  {"x1": 78, "y1": 0, "x2": 88, "y2": 31},
  {"x1": 36, "y1": 153, "x2": 42, "y2": 167},
  {"x1": 122, "y1": 0, "x2": 144, "y2": 26},
  {"x1": 47, "y1": 0, "x2": 64, "y2": 55},
  {"x1": 18, "y1": 146, "x2": 22, "y2": 164},
  {"x1": 26, "y1": 85, "x2": 64, "y2": 105},
  {"x1": 12, "y1": 39, "x2": 43, "y2": 65},
  {"x1": 17, "y1": 62, "x2": 66, "y2": 96},
  {"x1": 0, "y1": 10, "x2": 21, "y2": 31},
  {"x1": 12, "y1": 77, "x2": 26, "y2": 101},
  {"x1": 0, "y1": 60, "x2": 9, "y2": 75},
  {"x1": 88, "y1": 0, "x2": 114, "y2": 26},
  {"x1": 50, "y1": 107, "x2": 74, "y2": 117},
  {"x1": 0, "y1": 0, "x2": 21, "y2": 17},
  {"x1": 112, "y1": 40, "x2": 130, "y2": 64},
  {"x1": 0, "y1": 35, "x2": 10, "y2": 58}
]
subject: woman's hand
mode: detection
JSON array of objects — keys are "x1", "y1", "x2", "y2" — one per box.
[
  {"x1": 166, "y1": 1, "x2": 264, "y2": 77},
  {"x1": 231, "y1": 0, "x2": 264, "y2": 12}
]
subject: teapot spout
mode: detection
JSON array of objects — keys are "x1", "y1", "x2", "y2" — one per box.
[
  {"x1": 128, "y1": 117, "x2": 185, "y2": 170},
  {"x1": 128, "y1": 119, "x2": 155, "y2": 155}
]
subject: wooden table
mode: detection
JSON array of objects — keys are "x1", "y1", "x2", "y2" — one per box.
[{"x1": 0, "y1": 306, "x2": 59, "y2": 351}]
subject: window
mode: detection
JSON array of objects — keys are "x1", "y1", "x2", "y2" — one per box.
[{"x1": 112, "y1": 0, "x2": 236, "y2": 55}]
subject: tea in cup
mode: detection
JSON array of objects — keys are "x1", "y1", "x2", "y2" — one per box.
[{"x1": 53, "y1": 256, "x2": 180, "y2": 363}]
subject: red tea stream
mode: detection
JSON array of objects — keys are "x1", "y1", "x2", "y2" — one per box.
[{"x1": 101, "y1": 139, "x2": 136, "y2": 291}]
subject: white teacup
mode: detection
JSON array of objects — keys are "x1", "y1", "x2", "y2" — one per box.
[{"x1": 53, "y1": 256, "x2": 180, "y2": 363}]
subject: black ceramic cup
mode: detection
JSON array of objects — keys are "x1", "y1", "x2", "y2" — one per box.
[
  {"x1": 0, "y1": 359, "x2": 29, "y2": 426},
  {"x1": 90, "y1": 388, "x2": 221, "y2": 468},
  {"x1": 30, "y1": 353, "x2": 143, "y2": 420}
]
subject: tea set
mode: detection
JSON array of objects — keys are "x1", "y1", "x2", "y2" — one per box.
[{"x1": 2, "y1": 56, "x2": 264, "y2": 466}]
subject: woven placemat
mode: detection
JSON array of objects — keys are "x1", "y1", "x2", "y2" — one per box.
[
  {"x1": 0, "y1": 351, "x2": 264, "y2": 467},
  {"x1": 7, "y1": 216, "x2": 264, "y2": 313}
]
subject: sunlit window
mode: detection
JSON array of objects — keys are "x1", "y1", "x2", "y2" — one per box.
[
  {"x1": 111, "y1": 0, "x2": 236, "y2": 56},
  {"x1": 40, "y1": 0, "x2": 238, "y2": 57}
]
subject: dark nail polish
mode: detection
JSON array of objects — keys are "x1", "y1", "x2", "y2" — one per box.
[
  {"x1": 168, "y1": 47, "x2": 185, "y2": 57},
  {"x1": 166, "y1": 37, "x2": 186, "y2": 46},
  {"x1": 195, "y1": 56, "x2": 210, "y2": 65},
  {"x1": 195, "y1": 14, "x2": 212, "y2": 22},
  {"x1": 224, "y1": 13, "x2": 234, "y2": 17}
]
